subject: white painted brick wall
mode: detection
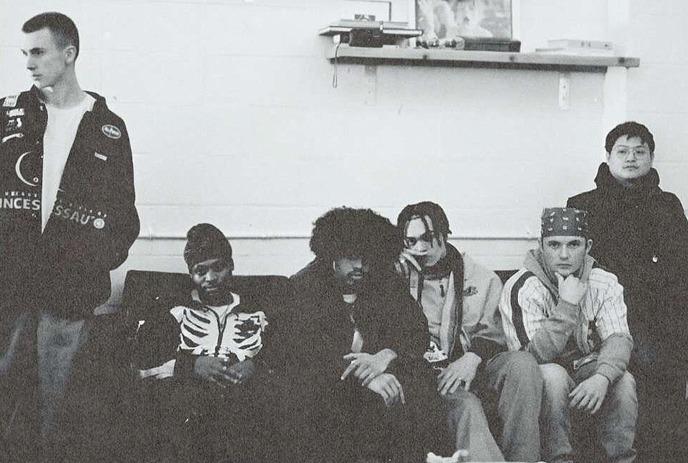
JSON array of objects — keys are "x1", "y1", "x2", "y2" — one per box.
[{"x1": 1, "y1": 0, "x2": 685, "y2": 304}]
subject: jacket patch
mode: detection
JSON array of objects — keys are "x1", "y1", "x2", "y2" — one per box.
[
  {"x1": 463, "y1": 286, "x2": 478, "y2": 296},
  {"x1": 15, "y1": 151, "x2": 39, "y2": 187},
  {"x1": 94, "y1": 152, "x2": 108, "y2": 161},
  {"x1": 6, "y1": 108, "x2": 24, "y2": 117},
  {"x1": 1, "y1": 191, "x2": 40, "y2": 211},
  {"x1": 101, "y1": 124, "x2": 121, "y2": 140},
  {"x1": 2, "y1": 133, "x2": 24, "y2": 143},
  {"x1": 5, "y1": 117, "x2": 22, "y2": 133},
  {"x1": 3, "y1": 95, "x2": 18, "y2": 107},
  {"x1": 53, "y1": 202, "x2": 107, "y2": 229}
]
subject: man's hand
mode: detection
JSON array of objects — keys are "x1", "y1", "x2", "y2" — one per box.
[
  {"x1": 193, "y1": 356, "x2": 231, "y2": 385},
  {"x1": 569, "y1": 373, "x2": 609, "y2": 414},
  {"x1": 366, "y1": 373, "x2": 406, "y2": 407},
  {"x1": 556, "y1": 273, "x2": 588, "y2": 306},
  {"x1": 437, "y1": 352, "x2": 482, "y2": 396},
  {"x1": 341, "y1": 349, "x2": 397, "y2": 386},
  {"x1": 193, "y1": 357, "x2": 256, "y2": 386},
  {"x1": 225, "y1": 358, "x2": 256, "y2": 385}
]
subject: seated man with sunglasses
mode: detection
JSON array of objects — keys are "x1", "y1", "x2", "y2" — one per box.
[{"x1": 396, "y1": 201, "x2": 543, "y2": 462}]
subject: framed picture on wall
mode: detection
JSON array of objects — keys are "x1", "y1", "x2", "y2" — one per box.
[{"x1": 412, "y1": 0, "x2": 513, "y2": 43}]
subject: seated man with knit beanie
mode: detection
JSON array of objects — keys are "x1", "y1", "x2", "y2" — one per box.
[
  {"x1": 396, "y1": 201, "x2": 542, "y2": 462},
  {"x1": 499, "y1": 207, "x2": 637, "y2": 463},
  {"x1": 136, "y1": 223, "x2": 280, "y2": 462}
]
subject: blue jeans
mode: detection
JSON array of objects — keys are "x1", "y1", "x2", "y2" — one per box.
[
  {"x1": 444, "y1": 351, "x2": 543, "y2": 462},
  {"x1": 540, "y1": 362, "x2": 637, "y2": 462}
]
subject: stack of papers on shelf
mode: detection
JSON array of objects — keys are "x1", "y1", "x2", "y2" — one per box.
[
  {"x1": 536, "y1": 38, "x2": 614, "y2": 55},
  {"x1": 319, "y1": 19, "x2": 421, "y2": 37}
]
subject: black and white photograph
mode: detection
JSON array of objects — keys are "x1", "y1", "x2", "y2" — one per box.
[{"x1": 0, "y1": 0, "x2": 686, "y2": 462}]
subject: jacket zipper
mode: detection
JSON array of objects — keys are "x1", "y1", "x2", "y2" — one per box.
[{"x1": 207, "y1": 308, "x2": 230, "y2": 356}]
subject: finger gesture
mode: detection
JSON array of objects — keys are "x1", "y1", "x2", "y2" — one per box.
[
  {"x1": 556, "y1": 273, "x2": 588, "y2": 305},
  {"x1": 341, "y1": 349, "x2": 396, "y2": 386}
]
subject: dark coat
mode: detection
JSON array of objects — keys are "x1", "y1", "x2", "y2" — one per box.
[
  {"x1": 286, "y1": 259, "x2": 448, "y2": 462},
  {"x1": 0, "y1": 86, "x2": 140, "y2": 318},
  {"x1": 289, "y1": 259, "x2": 430, "y2": 382},
  {"x1": 568, "y1": 163, "x2": 688, "y2": 375}
]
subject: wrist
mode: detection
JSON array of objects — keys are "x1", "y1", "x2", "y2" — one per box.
[
  {"x1": 593, "y1": 373, "x2": 611, "y2": 385},
  {"x1": 464, "y1": 351, "x2": 482, "y2": 366},
  {"x1": 378, "y1": 348, "x2": 398, "y2": 364}
]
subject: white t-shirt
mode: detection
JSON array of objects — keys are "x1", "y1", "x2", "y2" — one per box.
[{"x1": 41, "y1": 94, "x2": 95, "y2": 230}]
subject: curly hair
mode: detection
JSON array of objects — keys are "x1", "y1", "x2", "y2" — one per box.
[{"x1": 309, "y1": 207, "x2": 402, "y2": 265}]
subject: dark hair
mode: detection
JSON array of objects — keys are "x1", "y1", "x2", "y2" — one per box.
[
  {"x1": 396, "y1": 201, "x2": 452, "y2": 240},
  {"x1": 22, "y1": 12, "x2": 80, "y2": 59},
  {"x1": 605, "y1": 121, "x2": 655, "y2": 154},
  {"x1": 184, "y1": 223, "x2": 233, "y2": 270},
  {"x1": 309, "y1": 207, "x2": 402, "y2": 265}
]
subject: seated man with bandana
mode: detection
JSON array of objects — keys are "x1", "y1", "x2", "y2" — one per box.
[
  {"x1": 499, "y1": 208, "x2": 637, "y2": 463},
  {"x1": 135, "y1": 223, "x2": 281, "y2": 462}
]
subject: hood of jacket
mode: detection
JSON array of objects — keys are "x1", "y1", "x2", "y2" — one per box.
[{"x1": 593, "y1": 162, "x2": 662, "y2": 203}]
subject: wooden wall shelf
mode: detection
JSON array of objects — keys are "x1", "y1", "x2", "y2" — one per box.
[{"x1": 326, "y1": 45, "x2": 640, "y2": 72}]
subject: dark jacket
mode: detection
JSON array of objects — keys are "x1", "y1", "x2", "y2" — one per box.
[
  {"x1": 568, "y1": 163, "x2": 688, "y2": 372},
  {"x1": 287, "y1": 259, "x2": 448, "y2": 462},
  {"x1": 0, "y1": 87, "x2": 140, "y2": 318},
  {"x1": 289, "y1": 259, "x2": 430, "y2": 382}
]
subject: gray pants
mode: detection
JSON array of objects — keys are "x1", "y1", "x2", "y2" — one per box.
[
  {"x1": 444, "y1": 351, "x2": 543, "y2": 462},
  {"x1": 37, "y1": 311, "x2": 87, "y2": 456},
  {"x1": 540, "y1": 362, "x2": 637, "y2": 462}
]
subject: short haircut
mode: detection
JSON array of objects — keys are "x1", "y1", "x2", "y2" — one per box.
[
  {"x1": 605, "y1": 121, "x2": 655, "y2": 154},
  {"x1": 22, "y1": 12, "x2": 80, "y2": 59},
  {"x1": 397, "y1": 201, "x2": 452, "y2": 240},
  {"x1": 309, "y1": 207, "x2": 402, "y2": 265}
]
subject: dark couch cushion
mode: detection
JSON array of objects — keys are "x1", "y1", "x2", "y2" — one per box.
[{"x1": 495, "y1": 269, "x2": 518, "y2": 284}]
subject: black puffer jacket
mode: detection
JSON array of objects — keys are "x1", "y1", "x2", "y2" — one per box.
[{"x1": 568, "y1": 163, "x2": 688, "y2": 373}]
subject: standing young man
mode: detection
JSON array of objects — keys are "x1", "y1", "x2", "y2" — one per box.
[
  {"x1": 567, "y1": 121, "x2": 688, "y2": 460},
  {"x1": 0, "y1": 12, "x2": 139, "y2": 460},
  {"x1": 396, "y1": 201, "x2": 542, "y2": 462},
  {"x1": 499, "y1": 207, "x2": 637, "y2": 463}
]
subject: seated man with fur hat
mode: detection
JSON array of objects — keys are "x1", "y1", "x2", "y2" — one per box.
[
  {"x1": 135, "y1": 223, "x2": 281, "y2": 462},
  {"x1": 287, "y1": 207, "x2": 451, "y2": 463}
]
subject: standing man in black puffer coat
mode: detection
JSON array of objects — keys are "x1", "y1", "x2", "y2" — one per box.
[{"x1": 567, "y1": 121, "x2": 688, "y2": 461}]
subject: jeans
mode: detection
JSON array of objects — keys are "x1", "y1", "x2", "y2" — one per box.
[
  {"x1": 540, "y1": 361, "x2": 637, "y2": 462},
  {"x1": 444, "y1": 351, "x2": 543, "y2": 462}
]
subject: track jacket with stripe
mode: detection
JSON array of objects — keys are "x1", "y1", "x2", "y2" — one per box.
[{"x1": 499, "y1": 249, "x2": 633, "y2": 384}]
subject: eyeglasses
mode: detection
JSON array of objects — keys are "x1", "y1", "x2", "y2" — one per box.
[
  {"x1": 612, "y1": 146, "x2": 651, "y2": 159},
  {"x1": 404, "y1": 231, "x2": 438, "y2": 247}
]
